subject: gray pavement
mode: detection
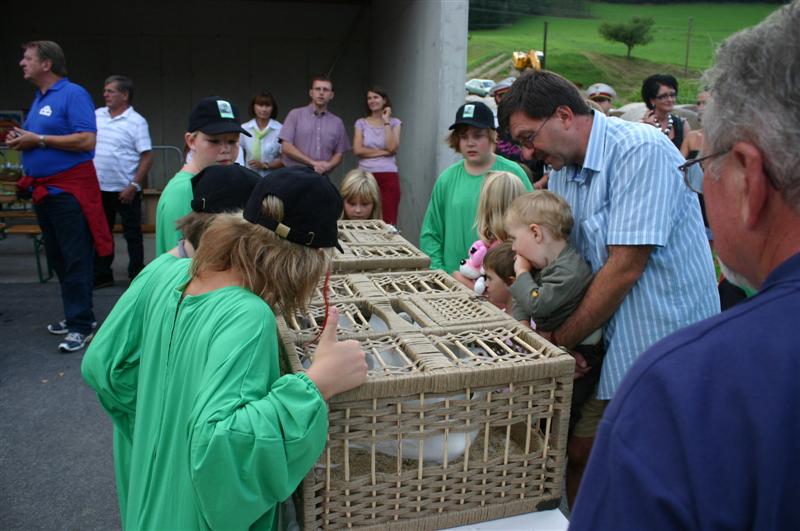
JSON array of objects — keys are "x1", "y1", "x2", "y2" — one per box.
[{"x1": 0, "y1": 233, "x2": 155, "y2": 530}]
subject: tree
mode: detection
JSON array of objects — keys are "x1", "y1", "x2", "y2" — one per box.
[{"x1": 598, "y1": 16, "x2": 655, "y2": 59}]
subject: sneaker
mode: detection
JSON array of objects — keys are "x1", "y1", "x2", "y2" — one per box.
[
  {"x1": 58, "y1": 332, "x2": 93, "y2": 353},
  {"x1": 47, "y1": 320, "x2": 98, "y2": 335},
  {"x1": 94, "y1": 277, "x2": 115, "y2": 289}
]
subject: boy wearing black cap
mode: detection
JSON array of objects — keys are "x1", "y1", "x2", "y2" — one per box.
[
  {"x1": 420, "y1": 101, "x2": 531, "y2": 273},
  {"x1": 154, "y1": 96, "x2": 251, "y2": 254},
  {"x1": 82, "y1": 165, "x2": 367, "y2": 530}
]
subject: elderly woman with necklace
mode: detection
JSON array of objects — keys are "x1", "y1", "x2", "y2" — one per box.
[{"x1": 640, "y1": 74, "x2": 691, "y2": 150}]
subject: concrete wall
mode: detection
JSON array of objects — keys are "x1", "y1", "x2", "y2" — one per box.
[
  {"x1": 1, "y1": 0, "x2": 469, "y2": 242},
  {"x1": 371, "y1": 0, "x2": 468, "y2": 244}
]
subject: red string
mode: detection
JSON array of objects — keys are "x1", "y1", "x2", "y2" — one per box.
[{"x1": 305, "y1": 269, "x2": 331, "y2": 347}]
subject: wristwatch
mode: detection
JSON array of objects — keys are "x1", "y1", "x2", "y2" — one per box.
[
  {"x1": 37, "y1": 135, "x2": 46, "y2": 148},
  {"x1": 130, "y1": 181, "x2": 142, "y2": 192}
]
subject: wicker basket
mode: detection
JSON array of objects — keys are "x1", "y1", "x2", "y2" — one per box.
[
  {"x1": 309, "y1": 270, "x2": 477, "y2": 306},
  {"x1": 333, "y1": 241, "x2": 430, "y2": 273},
  {"x1": 338, "y1": 219, "x2": 399, "y2": 244},
  {"x1": 277, "y1": 315, "x2": 574, "y2": 530}
]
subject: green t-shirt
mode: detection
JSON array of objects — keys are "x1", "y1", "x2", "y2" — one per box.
[
  {"x1": 419, "y1": 155, "x2": 531, "y2": 273},
  {"x1": 82, "y1": 254, "x2": 328, "y2": 530},
  {"x1": 155, "y1": 170, "x2": 194, "y2": 255}
]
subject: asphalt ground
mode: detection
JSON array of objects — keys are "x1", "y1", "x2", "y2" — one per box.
[
  {"x1": 0, "y1": 233, "x2": 571, "y2": 528},
  {"x1": 0, "y1": 233, "x2": 155, "y2": 530}
]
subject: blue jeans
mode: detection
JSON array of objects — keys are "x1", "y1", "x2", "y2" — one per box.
[{"x1": 34, "y1": 193, "x2": 95, "y2": 335}]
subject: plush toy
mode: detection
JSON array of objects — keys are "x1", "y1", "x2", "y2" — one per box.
[
  {"x1": 459, "y1": 240, "x2": 489, "y2": 279},
  {"x1": 459, "y1": 240, "x2": 491, "y2": 296}
]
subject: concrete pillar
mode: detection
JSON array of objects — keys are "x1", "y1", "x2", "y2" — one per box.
[{"x1": 370, "y1": 0, "x2": 468, "y2": 244}]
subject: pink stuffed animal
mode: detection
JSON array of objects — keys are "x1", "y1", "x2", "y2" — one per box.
[{"x1": 459, "y1": 240, "x2": 489, "y2": 280}]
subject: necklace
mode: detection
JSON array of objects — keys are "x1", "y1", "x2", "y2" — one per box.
[{"x1": 657, "y1": 114, "x2": 674, "y2": 136}]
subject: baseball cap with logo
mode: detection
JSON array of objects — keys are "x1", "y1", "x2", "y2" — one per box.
[
  {"x1": 448, "y1": 101, "x2": 495, "y2": 130},
  {"x1": 190, "y1": 165, "x2": 261, "y2": 213},
  {"x1": 188, "y1": 96, "x2": 251, "y2": 136},
  {"x1": 243, "y1": 166, "x2": 344, "y2": 252}
]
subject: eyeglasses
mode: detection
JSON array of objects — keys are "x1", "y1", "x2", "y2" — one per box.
[
  {"x1": 655, "y1": 91, "x2": 677, "y2": 100},
  {"x1": 513, "y1": 114, "x2": 552, "y2": 149},
  {"x1": 679, "y1": 150, "x2": 730, "y2": 193}
]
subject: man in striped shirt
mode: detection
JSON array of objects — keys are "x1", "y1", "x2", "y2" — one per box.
[
  {"x1": 498, "y1": 70, "x2": 719, "y2": 506},
  {"x1": 94, "y1": 75, "x2": 152, "y2": 285}
]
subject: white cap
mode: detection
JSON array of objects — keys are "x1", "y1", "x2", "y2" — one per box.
[{"x1": 586, "y1": 83, "x2": 617, "y2": 100}]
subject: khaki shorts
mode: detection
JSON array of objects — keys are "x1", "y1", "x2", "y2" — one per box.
[{"x1": 572, "y1": 395, "x2": 609, "y2": 439}]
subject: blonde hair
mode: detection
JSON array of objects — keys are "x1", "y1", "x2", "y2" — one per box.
[
  {"x1": 475, "y1": 171, "x2": 527, "y2": 242},
  {"x1": 339, "y1": 169, "x2": 383, "y2": 220},
  {"x1": 446, "y1": 124, "x2": 498, "y2": 152},
  {"x1": 191, "y1": 198, "x2": 330, "y2": 315},
  {"x1": 505, "y1": 190, "x2": 574, "y2": 241}
]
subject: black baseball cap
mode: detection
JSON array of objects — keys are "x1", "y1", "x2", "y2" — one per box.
[
  {"x1": 243, "y1": 166, "x2": 344, "y2": 252},
  {"x1": 449, "y1": 101, "x2": 495, "y2": 130},
  {"x1": 190, "y1": 165, "x2": 261, "y2": 213},
  {"x1": 188, "y1": 96, "x2": 251, "y2": 136}
]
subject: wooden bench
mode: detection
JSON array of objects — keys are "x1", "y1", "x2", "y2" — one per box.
[
  {"x1": 3, "y1": 224, "x2": 52, "y2": 283},
  {"x1": 2, "y1": 223, "x2": 155, "y2": 283},
  {"x1": 1, "y1": 210, "x2": 36, "y2": 220}
]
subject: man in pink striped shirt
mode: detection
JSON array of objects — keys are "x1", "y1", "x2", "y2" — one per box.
[{"x1": 279, "y1": 75, "x2": 350, "y2": 175}]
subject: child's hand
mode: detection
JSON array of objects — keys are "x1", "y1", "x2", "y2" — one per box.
[
  {"x1": 305, "y1": 307, "x2": 368, "y2": 400},
  {"x1": 513, "y1": 254, "x2": 533, "y2": 276}
]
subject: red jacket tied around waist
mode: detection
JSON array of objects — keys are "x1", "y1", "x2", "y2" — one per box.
[{"x1": 18, "y1": 160, "x2": 114, "y2": 256}]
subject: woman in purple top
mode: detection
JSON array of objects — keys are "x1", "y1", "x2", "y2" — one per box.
[{"x1": 353, "y1": 86, "x2": 402, "y2": 224}]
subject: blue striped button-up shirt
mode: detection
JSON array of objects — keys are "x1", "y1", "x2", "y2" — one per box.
[{"x1": 550, "y1": 111, "x2": 719, "y2": 399}]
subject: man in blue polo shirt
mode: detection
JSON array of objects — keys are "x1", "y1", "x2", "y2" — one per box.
[
  {"x1": 498, "y1": 70, "x2": 719, "y2": 507},
  {"x1": 7, "y1": 40, "x2": 111, "y2": 353},
  {"x1": 570, "y1": 3, "x2": 800, "y2": 528}
]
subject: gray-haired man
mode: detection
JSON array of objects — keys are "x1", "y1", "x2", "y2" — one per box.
[{"x1": 94, "y1": 75, "x2": 153, "y2": 285}]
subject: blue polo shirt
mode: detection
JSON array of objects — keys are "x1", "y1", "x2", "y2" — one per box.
[
  {"x1": 22, "y1": 78, "x2": 96, "y2": 178},
  {"x1": 548, "y1": 111, "x2": 719, "y2": 399},
  {"x1": 571, "y1": 252, "x2": 800, "y2": 530}
]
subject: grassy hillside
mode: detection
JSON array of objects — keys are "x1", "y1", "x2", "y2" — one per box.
[{"x1": 468, "y1": 2, "x2": 780, "y2": 105}]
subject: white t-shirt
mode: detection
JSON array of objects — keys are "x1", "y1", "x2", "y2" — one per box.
[
  {"x1": 94, "y1": 106, "x2": 152, "y2": 191},
  {"x1": 239, "y1": 118, "x2": 282, "y2": 177}
]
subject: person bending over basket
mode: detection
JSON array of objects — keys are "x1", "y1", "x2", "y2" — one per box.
[{"x1": 82, "y1": 165, "x2": 367, "y2": 530}]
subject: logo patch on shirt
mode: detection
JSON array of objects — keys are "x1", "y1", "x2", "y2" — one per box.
[
  {"x1": 39, "y1": 105, "x2": 53, "y2": 117},
  {"x1": 530, "y1": 289, "x2": 540, "y2": 298},
  {"x1": 462, "y1": 104, "x2": 475, "y2": 118},
  {"x1": 216, "y1": 100, "x2": 234, "y2": 119}
]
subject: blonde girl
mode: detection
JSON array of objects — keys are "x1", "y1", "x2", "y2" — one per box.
[
  {"x1": 453, "y1": 170, "x2": 527, "y2": 288},
  {"x1": 339, "y1": 169, "x2": 383, "y2": 220}
]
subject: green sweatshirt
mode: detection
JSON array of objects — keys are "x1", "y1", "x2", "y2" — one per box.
[
  {"x1": 419, "y1": 155, "x2": 531, "y2": 273},
  {"x1": 155, "y1": 170, "x2": 194, "y2": 255},
  {"x1": 82, "y1": 254, "x2": 328, "y2": 530}
]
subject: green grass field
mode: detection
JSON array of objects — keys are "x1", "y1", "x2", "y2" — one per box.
[{"x1": 468, "y1": 2, "x2": 780, "y2": 104}]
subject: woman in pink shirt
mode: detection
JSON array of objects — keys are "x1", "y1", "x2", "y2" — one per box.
[{"x1": 352, "y1": 86, "x2": 402, "y2": 224}]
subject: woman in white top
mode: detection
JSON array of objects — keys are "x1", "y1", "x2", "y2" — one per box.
[
  {"x1": 352, "y1": 86, "x2": 402, "y2": 224},
  {"x1": 240, "y1": 92, "x2": 284, "y2": 177}
]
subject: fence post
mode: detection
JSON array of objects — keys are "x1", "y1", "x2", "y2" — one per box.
[
  {"x1": 684, "y1": 17, "x2": 693, "y2": 76},
  {"x1": 542, "y1": 21, "x2": 549, "y2": 70}
]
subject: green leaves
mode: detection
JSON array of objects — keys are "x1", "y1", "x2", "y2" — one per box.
[{"x1": 599, "y1": 16, "x2": 655, "y2": 59}]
